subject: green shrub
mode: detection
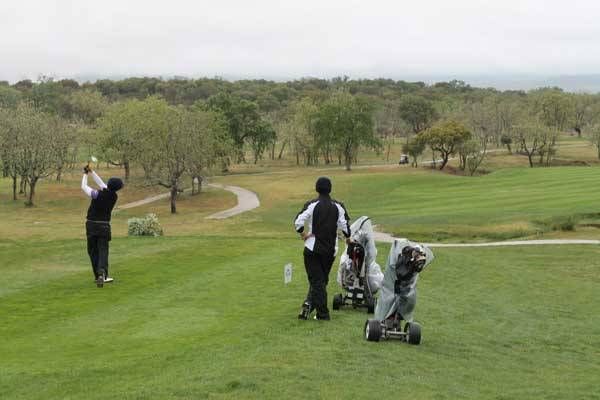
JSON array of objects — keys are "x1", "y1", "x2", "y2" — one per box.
[
  {"x1": 535, "y1": 215, "x2": 578, "y2": 232},
  {"x1": 554, "y1": 216, "x2": 576, "y2": 232},
  {"x1": 127, "y1": 213, "x2": 164, "y2": 237}
]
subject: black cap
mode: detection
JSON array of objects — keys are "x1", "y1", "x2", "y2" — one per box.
[
  {"x1": 315, "y1": 177, "x2": 332, "y2": 195},
  {"x1": 107, "y1": 177, "x2": 124, "y2": 192}
]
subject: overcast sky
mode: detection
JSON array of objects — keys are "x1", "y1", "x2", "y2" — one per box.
[{"x1": 2, "y1": 0, "x2": 600, "y2": 83}]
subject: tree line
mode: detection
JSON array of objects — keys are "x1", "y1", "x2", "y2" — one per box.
[{"x1": 2, "y1": 76, "x2": 600, "y2": 210}]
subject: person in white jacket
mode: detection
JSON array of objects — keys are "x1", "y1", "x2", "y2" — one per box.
[{"x1": 294, "y1": 177, "x2": 351, "y2": 320}]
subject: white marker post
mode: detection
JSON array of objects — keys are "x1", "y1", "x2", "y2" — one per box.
[{"x1": 284, "y1": 263, "x2": 293, "y2": 285}]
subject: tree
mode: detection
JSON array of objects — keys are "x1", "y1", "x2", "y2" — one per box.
[
  {"x1": 280, "y1": 98, "x2": 318, "y2": 165},
  {"x1": 185, "y1": 108, "x2": 232, "y2": 194},
  {"x1": 97, "y1": 97, "x2": 170, "y2": 181},
  {"x1": 461, "y1": 139, "x2": 485, "y2": 176},
  {"x1": 512, "y1": 122, "x2": 552, "y2": 168},
  {"x1": 493, "y1": 97, "x2": 523, "y2": 146},
  {"x1": 50, "y1": 118, "x2": 76, "y2": 182},
  {"x1": 533, "y1": 90, "x2": 573, "y2": 132},
  {"x1": 397, "y1": 94, "x2": 436, "y2": 134},
  {"x1": 97, "y1": 102, "x2": 136, "y2": 181},
  {"x1": 401, "y1": 136, "x2": 425, "y2": 167},
  {"x1": 0, "y1": 107, "x2": 23, "y2": 200},
  {"x1": 248, "y1": 120, "x2": 276, "y2": 164},
  {"x1": 530, "y1": 89, "x2": 573, "y2": 164},
  {"x1": 64, "y1": 90, "x2": 108, "y2": 124},
  {"x1": 0, "y1": 86, "x2": 22, "y2": 108},
  {"x1": 146, "y1": 105, "x2": 233, "y2": 213},
  {"x1": 152, "y1": 106, "x2": 193, "y2": 213},
  {"x1": 374, "y1": 100, "x2": 406, "y2": 161},
  {"x1": 313, "y1": 91, "x2": 380, "y2": 171},
  {"x1": 13, "y1": 79, "x2": 33, "y2": 91},
  {"x1": 205, "y1": 93, "x2": 269, "y2": 163},
  {"x1": 420, "y1": 120, "x2": 471, "y2": 170},
  {"x1": 28, "y1": 79, "x2": 67, "y2": 115},
  {"x1": 572, "y1": 93, "x2": 595, "y2": 137},
  {"x1": 8, "y1": 103, "x2": 66, "y2": 206},
  {"x1": 460, "y1": 102, "x2": 492, "y2": 174},
  {"x1": 501, "y1": 134, "x2": 513, "y2": 153},
  {"x1": 98, "y1": 97, "x2": 234, "y2": 213},
  {"x1": 587, "y1": 123, "x2": 600, "y2": 160}
]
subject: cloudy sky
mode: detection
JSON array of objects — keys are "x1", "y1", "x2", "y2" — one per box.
[{"x1": 1, "y1": 0, "x2": 599, "y2": 83}]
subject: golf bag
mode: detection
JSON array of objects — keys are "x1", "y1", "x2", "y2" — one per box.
[
  {"x1": 334, "y1": 216, "x2": 384, "y2": 312},
  {"x1": 374, "y1": 239, "x2": 434, "y2": 323}
]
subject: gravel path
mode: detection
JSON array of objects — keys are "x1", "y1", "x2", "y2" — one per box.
[
  {"x1": 116, "y1": 183, "x2": 260, "y2": 220},
  {"x1": 373, "y1": 230, "x2": 600, "y2": 247},
  {"x1": 205, "y1": 183, "x2": 260, "y2": 219},
  {"x1": 117, "y1": 192, "x2": 173, "y2": 210}
]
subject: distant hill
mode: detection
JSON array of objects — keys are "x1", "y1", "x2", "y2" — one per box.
[
  {"x1": 23, "y1": 73, "x2": 600, "y2": 94},
  {"x1": 405, "y1": 74, "x2": 600, "y2": 93}
]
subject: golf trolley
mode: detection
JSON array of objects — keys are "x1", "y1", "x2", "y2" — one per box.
[
  {"x1": 333, "y1": 216, "x2": 383, "y2": 314},
  {"x1": 364, "y1": 315, "x2": 422, "y2": 344},
  {"x1": 333, "y1": 242, "x2": 377, "y2": 313},
  {"x1": 363, "y1": 239, "x2": 434, "y2": 345}
]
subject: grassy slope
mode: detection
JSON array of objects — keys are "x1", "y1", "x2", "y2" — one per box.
[
  {"x1": 2, "y1": 159, "x2": 600, "y2": 399},
  {"x1": 1, "y1": 237, "x2": 599, "y2": 399}
]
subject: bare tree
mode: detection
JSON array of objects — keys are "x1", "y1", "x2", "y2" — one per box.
[
  {"x1": 11, "y1": 103, "x2": 65, "y2": 206},
  {"x1": 51, "y1": 119, "x2": 76, "y2": 182},
  {"x1": 512, "y1": 122, "x2": 551, "y2": 168},
  {"x1": 588, "y1": 123, "x2": 600, "y2": 160},
  {"x1": 185, "y1": 109, "x2": 231, "y2": 195},
  {"x1": 0, "y1": 108, "x2": 23, "y2": 200}
]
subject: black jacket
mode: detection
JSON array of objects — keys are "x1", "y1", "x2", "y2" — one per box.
[
  {"x1": 294, "y1": 194, "x2": 350, "y2": 256},
  {"x1": 86, "y1": 189, "x2": 118, "y2": 222}
]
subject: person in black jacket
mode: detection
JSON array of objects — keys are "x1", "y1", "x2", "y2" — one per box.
[
  {"x1": 294, "y1": 177, "x2": 351, "y2": 320},
  {"x1": 81, "y1": 164, "x2": 123, "y2": 288}
]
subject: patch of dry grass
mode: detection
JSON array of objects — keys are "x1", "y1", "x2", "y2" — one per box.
[{"x1": 0, "y1": 173, "x2": 238, "y2": 241}]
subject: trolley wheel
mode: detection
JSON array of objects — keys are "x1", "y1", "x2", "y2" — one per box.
[
  {"x1": 332, "y1": 293, "x2": 344, "y2": 310},
  {"x1": 405, "y1": 322, "x2": 422, "y2": 345},
  {"x1": 366, "y1": 298, "x2": 376, "y2": 314},
  {"x1": 364, "y1": 319, "x2": 382, "y2": 342}
]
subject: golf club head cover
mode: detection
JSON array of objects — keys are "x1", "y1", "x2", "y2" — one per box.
[
  {"x1": 400, "y1": 246, "x2": 427, "y2": 274},
  {"x1": 394, "y1": 246, "x2": 427, "y2": 293}
]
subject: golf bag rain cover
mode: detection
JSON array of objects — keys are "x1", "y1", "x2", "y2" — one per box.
[
  {"x1": 375, "y1": 239, "x2": 434, "y2": 322},
  {"x1": 337, "y1": 216, "x2": 384, "y2": 293}
]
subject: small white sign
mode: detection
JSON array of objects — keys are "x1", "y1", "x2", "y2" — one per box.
[{"x1": 284, "y1": 263, "x2": 293, "y2": 284}]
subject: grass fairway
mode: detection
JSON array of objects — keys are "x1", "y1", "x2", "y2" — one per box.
[
  {"x1": 1, "y1": 165, "x2": 600, "y2": 399},
  {"x1": 216, "y1": 166, "x2": 600, "y2": 242},
  {"x1": 1, "y1": 237, "x2": 599, "y2": 399}
]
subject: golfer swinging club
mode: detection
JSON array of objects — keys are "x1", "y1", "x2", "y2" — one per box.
[
  {"x1": 294, "y1": 177, "x2": 351, "y2": 320},
  {"x1": 81, "y1": 161, "x2": 123, "y2": 288}
]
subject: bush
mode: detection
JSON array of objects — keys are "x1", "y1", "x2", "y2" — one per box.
[
  {"x1": 553, "y1": 216, "x2": 576, "y2": 232},
  {"x1": 127, "y1": 213, "x2": 164, "y2": 237},
  {"x1": 535, "y1": 215, "x2": 578, "y2": 233}
]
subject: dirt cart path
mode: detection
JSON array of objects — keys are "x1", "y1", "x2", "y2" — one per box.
[
  {"x1": 116, "y1": 183, "x2": 260, "y2": 220},
  {"x1": 372, "y1": 230, "x2": 600, "y2": 247}
]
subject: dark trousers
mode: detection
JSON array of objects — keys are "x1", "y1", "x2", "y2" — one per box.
[
  {"x1": 303, "y1": 248, "x2": 335, "y2": 317},
  {"x1": 86, "y1": 221, "x2": 111, "y2": 279}
]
